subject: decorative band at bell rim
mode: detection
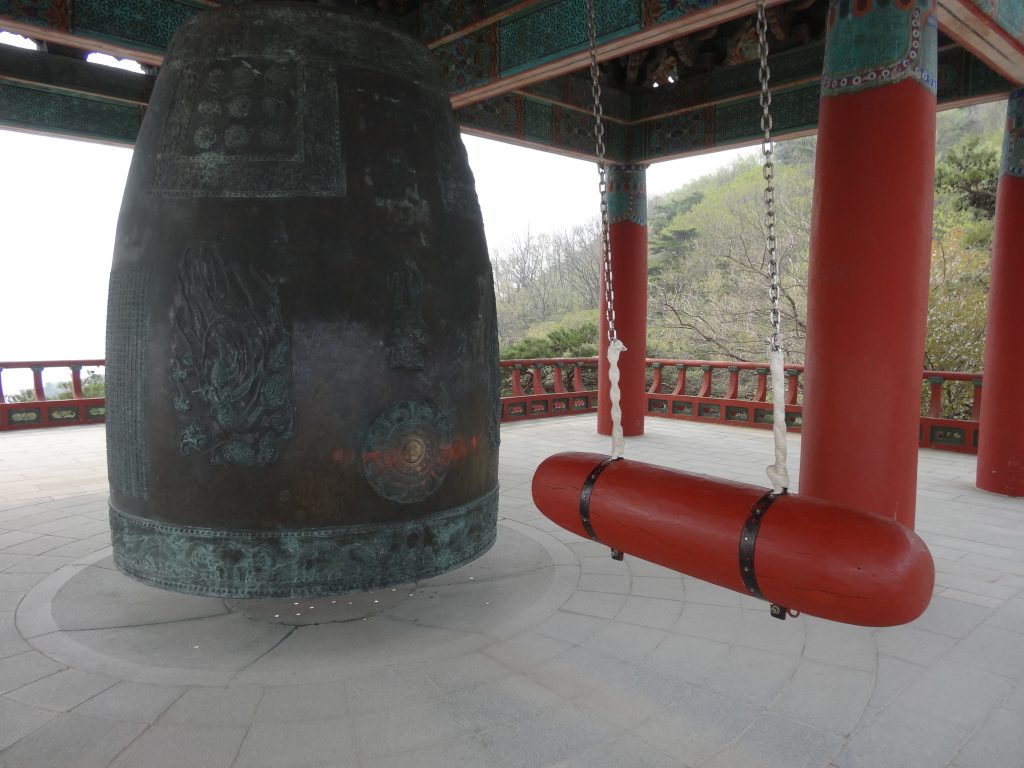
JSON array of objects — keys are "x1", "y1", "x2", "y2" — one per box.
[{"x1": 104, "y1": 3, "x2": 500, "y2": 598}]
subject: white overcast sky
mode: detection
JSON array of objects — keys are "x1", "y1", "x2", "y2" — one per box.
[{"x1": 0, "y1": 30, "x2": 752, "y2": 387}]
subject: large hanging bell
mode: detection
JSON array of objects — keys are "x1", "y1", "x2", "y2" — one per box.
[{"x1": 104, "y1": 2, "x2": 500, "y2": 597}]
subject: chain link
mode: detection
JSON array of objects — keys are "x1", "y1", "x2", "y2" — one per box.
[
  {"x1": 586, "y1": 0, "x2": 617, "y2": 344},
  {"x1": 756, "y1": 0, "x2": 781, "y2": 353}
]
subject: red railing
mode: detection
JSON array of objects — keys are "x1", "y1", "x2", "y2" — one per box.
[
  {"x1": 917, "y1": 371, "x2": 982, "y2": 454},
  {"x1": 645, "y1": 359, "x2": 804, "y2": 430},
  {"x1": 0, "y1": 360, "x2": 106, "y2": 431},
  {"x1": 501, "y1": 357, "x2": 982, "y2": 455},
  {"x1": 500, "y1": 358, "x2": 599, "y2": 420},
  {"x1": 0, "y1": 357, "x2": 983, "y2": 454}
]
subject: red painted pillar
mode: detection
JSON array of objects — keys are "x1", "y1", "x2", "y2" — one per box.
[
  {"x1": 977, "y1": 89, "x2": 1024, "y2": 497},
  {"x1": 801, "y1": 0, "x2": 938, "y2": 528},
  {"x1": 598, "y1": 164, "x2": 648, "y2": 437}
]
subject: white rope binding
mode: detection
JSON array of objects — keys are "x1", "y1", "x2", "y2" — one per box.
[
  {"x1": 607, "y1": 338, "x2": 627, "y2": 458},
  {"x1": 766, "y1": 348, "x2": 789, "y2": 494}
]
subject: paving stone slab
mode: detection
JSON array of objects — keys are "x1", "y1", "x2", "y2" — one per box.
[
  {"x1": 478, "y1": 702, "x2": 620, "y2": 768},
  {"x1": 71, "y1": 681, "x2": 184, "y2": 724},
  {"x1": 769, "y1": 660, "x2": 875, "y2": 735},
  {"x1": 353, "y1": 701, "x2": 474, "y2": 757},
  {"x1": 5, "y1": 667, "x2": 116, "y2": 712},
  {"x1": 631, "y1": 686, "x2": 762, "y2": 766},
  {"x1": 951, "y1": 707, "x2": 1024, "y2": 768},
  {"x1": 160, "y1": 685, "x2": 263, "y2": 726},
  {"x1": 703, "y1": 711, "x2": 843, "y2": 768},
  {"x1": 361, "y1": 735, "x2": 502, "y2": 768},
  {"x1": 235, "y1": 719, "x2": 358, "y2": 768},
  {"x1": 0, "y1": 651, "x2": 64, "y2": 694},
  {"x1": 108, "y1": 723, "x2": 248, "y2": 768},
  {"x1": 0, "y1": 696, "x2": 58, "y2": 752},
  {"x1": 836, "y1": 706, "x2": 971, "y2": 768},
  {"x1": 0, "y1": 713, "x2": 146, "y2": 768}
]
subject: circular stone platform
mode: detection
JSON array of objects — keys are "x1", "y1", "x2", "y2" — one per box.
[{"x1": 15, "y1": 522, "x2": 577, "y2": 687}]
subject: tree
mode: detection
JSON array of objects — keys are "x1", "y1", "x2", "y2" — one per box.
[
  {"x1": 935, "y1": 135, "x2": 999, "y2": 220},
  {"x1": 646, "y1": 156, "x2": 811, "y2": 363}
]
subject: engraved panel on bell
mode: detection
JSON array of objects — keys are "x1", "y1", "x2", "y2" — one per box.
[
  {"x1": 153, "y1": 56, "x2": 343, "y2": 197},
  {"x1": 177, "y1": 58, "x2": 300, "y2": 159}
]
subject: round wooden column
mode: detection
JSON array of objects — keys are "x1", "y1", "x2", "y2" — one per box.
[
  {"x1": 977, "y1": 89, "x2": 1024, "y2": 497},
  {"x1": 801, "y1": 0, "x2": 938, "y2": 528},
  {"x1": 598, "y1": 164, "x2": 648, "y2": 437}
]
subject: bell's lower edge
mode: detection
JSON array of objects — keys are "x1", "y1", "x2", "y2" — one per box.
[{"x1": 109, "y1": 487, "x2": 498, "y2": 598}]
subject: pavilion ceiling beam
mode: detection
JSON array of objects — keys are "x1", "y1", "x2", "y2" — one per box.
[
  {"x1": 442, "y1": 0, "x2": 792, "y2": 109},
  {"x1": 937, "y1": 0, "x2": 1024, "y2": 85},
  {"x1": 0, "y1": 45, "x2": 154, "y2": 105},
  {"x1": 456, "y1": 41, "x2": 1010, "y2": 166},
  {"x1": 0, "y1": 0, "x2": 207, "y2": 67},
  {"x1": 420, "y1": 0, "x2": 545, "y2": 48},
  {"x1": 0, "y1": 79, "x2": 143, "y2": 144}
]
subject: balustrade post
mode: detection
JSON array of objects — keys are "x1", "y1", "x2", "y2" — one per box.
[
  {"x1": 726, "y1": 366, "x2": 739, "y2": 400},
  {"x1": 70, "y1": 365, "x2": 85, "y2": 399},
  {"x1": 31, "y1": 366, "x2": 46, "y2": 401},
  {"x1": 572, "y1": 363, "x2": 584, "y2": 392},
  {"x1": 926, "y1": 376, "x2": 944, "y2": 418},
  {"x1": 648, "y1": 363, "x2": 662, "y2": 394},
  {"x1": 971, "y1": 379, "x2": 982, "y2": 421},
  {"x1": 598, "y1": 164, "x2": 648, "y2": 437},
  {"x1": 552, "y1": 364, "x2": 567, "y2": 394},
  {"x1": 785, "y1": 369, "x2": 800, "y2": 406},
  {"x1": 697, "y1": 365, "x2": 713, "y2": 398},
  {"x1": 510, "y1": 365, "x2": 525, "y2": 397},
  {"x1": 754, "y1": 367, "x2": 769, "y2": 402},
  {"x1": 531, "y1": 364, "x2": 546, "y2": 395},
  {"x1": 978, "y1": 88, "x2": 1024, "y2": 496},
  {"x1": 801, "y1": 0, "x2": 937, "y2": 526},
  {"x1": 671, "y1": 365, "x2": 687, "y2": 396}
]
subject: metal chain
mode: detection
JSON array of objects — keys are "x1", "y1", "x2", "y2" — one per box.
[
  {"x1": 586, "y1": 0, "x2": 617, "y2": 344},
  {"x1": 756, "y1": 0, "x2": 781, "y2": 353}
]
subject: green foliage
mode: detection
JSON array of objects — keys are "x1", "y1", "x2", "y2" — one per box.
[
  {"x1": 934, "y1": 101, "x2": 1004, "y2": 157},
  {"x1": 491, "y1": 224, "x2": 602, "y2": 346},
  {"x1": 5, "y1": 371, "x2": 104, "y2": 403},
  {"x1": 7, "y1": 389, "x2": 37, "y2": 403},
  {"x1": 922, "y1": 103, "x2": 1002, "y2": 416},
  {"x1": 935, "y1": 136, "x2": 999, "y2": 220},
  {"x1": 55, "y1": 372, "x2": 105, "y2": 399},
  {"x1": 646, "y1": 152, "x2": 811, "y2": 362},
  {"x1": 501, "y1": 320, "x2": 598, "y2": 359}
]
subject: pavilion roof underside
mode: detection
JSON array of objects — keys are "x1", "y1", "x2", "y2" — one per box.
[{"x1": 0, "y1": 0, "x2": 1020, "y2": 161}]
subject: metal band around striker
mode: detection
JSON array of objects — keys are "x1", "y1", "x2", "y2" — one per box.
[
  {"x1": 739, "y1": 489, "x2": 785, "y2": 600},
  {"x1": 579, "y1": 457, "x2": 622, "y2": 541}
]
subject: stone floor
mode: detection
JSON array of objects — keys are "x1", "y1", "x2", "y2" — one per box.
[{"x1": 0, "y1": 417, "x2": 1022, "y2": 768}]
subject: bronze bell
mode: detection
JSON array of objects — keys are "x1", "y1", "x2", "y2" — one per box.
[{"x1": 104, "y1": 2, "x2": 500, "y2": 597}]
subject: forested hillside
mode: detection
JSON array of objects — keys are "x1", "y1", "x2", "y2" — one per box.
[{"x1": 492, "y1": 100, "x2": 1004, "y2": 376}]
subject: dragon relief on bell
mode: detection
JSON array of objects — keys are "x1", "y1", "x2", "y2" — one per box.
[{"x1": 169, "y1": 242, "x2": 295, "y2": 466}]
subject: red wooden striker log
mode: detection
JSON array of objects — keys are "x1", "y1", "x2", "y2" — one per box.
[{"x1": 533, "y1": 452, "x2": 934, "y2": 627}]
